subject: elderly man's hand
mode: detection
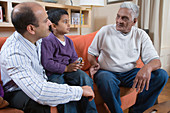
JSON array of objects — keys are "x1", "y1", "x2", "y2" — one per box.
[
  {"x1": 132, "y1": 65, "x2": 152, "y2": 93},
  {"x1": 89, "y1": 63, "x2": 100, "y2": 79}
]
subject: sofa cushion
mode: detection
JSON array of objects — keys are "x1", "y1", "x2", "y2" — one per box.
[{"x1": 0, "y1": 37, "x2": 7, "y2": 50}]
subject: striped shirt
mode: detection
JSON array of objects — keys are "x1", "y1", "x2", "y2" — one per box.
[{"x1": 0, "y1": 31, "x2": 83, "y2": 106}]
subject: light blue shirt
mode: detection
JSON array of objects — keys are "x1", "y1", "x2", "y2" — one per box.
[{"x1": 0, "y1": 31, "x2": 83, "y2": 106}]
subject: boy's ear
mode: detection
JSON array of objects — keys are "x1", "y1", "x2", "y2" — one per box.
[{"x1": 51, "y1": 23, "x2": 56, "y2": 29}]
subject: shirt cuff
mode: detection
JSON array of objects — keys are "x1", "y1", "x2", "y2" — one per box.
[
  {"x1": 58, "y1": 64, "x2": 66, "y2": 74},
  {"x1": 70, "y1": 86, "x2": 83, "y2": 101}
]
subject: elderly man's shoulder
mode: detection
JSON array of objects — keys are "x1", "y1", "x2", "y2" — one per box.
[
  {"x1": 132, "y1": 26, "x2": 145, "y2": 32},
  {"x1": 99, "y1": 24, "x2": 115, "y2": 33}
]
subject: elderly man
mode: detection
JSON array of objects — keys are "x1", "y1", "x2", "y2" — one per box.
[
  {"x1": 88, "y1": 2, "x2": 168, "y2": 113},
  {"x1": 0, "y1": 2, "x2": 97, "y2": 113}
]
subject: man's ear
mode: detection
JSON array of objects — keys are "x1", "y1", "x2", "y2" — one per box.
[
  {"x1": 133, "y1": 18, "x2": 138, "y2": 24},
  {"x1": 27, "y1": 24, "x2": 36, "y2": 35}
]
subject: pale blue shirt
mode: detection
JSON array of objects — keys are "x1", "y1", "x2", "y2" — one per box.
[{"x1": 0, "y1": 31, "x2": 83, "y2": 106}]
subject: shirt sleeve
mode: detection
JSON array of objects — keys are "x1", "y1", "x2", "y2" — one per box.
[
  {"x1": 88, "y1": 28, "x2": 104, "y2": 57},
  {"x1": 5, "y1": 50, "x2": 83, "y2": 106},
  {"x1": 41, "y1": 39, "x2": 66, "y2": 74},
  {"x1": 140, "y1": 30, "x2": 159, "y2": 64}
]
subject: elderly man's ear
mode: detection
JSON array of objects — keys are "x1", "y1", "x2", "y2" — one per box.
[{"x1": 133, "y1": 18, "x2": 138, "y2": 24}]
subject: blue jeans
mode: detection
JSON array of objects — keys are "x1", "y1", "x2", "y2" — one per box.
[
  {"x1": 48, "y1": 69, "x2": 98, "y2": 113},
  {"x1": 94, "y1": 68, "x2": 169, "y2": 113}
]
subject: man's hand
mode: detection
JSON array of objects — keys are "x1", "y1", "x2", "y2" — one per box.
[
  {"x1": 82, "y1": 86, "x2": 95, "y2": 101},
  {"x1": 132, "y1": 65, "x2": 152, "y2": 93},
  {"x1": 65, "y1": 61, "x2": 84, "y2": 72},
  {"x1": 89, "y1": 63, "x2": 100, "y2": 79},
  {"x1": 132, "y1": 59, "x2": 161, "y2": 93}
]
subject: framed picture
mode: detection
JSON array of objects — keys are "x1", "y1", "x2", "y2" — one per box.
[
  {"x1": 0, "y1": 6, "x2": 3, "y2": 22},
  {"x1": 107, "y1": 0, "x2": 132, "y2": 4}
]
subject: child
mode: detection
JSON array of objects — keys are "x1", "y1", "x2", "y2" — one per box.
[{"x1": 41, "y1": 9, "x2": 97, "y2": 113}]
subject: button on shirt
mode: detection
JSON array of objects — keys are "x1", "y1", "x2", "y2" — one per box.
[{"x1": 0, "y1": 31, "x2": 83, "y2": 106}]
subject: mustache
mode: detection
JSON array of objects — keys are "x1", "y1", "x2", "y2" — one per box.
[{"x1": 117, "y1": 23, "x2": 124, "y2": 26}]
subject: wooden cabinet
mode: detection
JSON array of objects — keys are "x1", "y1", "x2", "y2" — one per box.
[{"x1": 0, "y1": 0, "x2": 91, "y2": 28}]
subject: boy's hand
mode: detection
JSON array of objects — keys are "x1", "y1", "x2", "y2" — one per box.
[
  {"x1": 81, "y1": 86, "x2": 95, "y2": 101},
  {"x1": 65, "y1": 61, "x2": 84, "y2": 72}
]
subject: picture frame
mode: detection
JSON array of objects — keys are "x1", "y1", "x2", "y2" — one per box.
[
  {"x1": 0, "y1": 6, "x2": 3, "y2": 22},
  {"x1": 107, "y1": 0, "x2": 132, "y2": 4}
]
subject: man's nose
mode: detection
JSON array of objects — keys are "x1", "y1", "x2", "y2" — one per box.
[
  {"x1": 117, "y1": 17, "x2": 123, "y2": 23},
  {"x1": 48, "y1": 19, "x2": 52, "y2": 26}
]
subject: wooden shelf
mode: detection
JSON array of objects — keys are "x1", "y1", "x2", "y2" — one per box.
[
  {"x1": 0, "y1": 22, "x2": 13, "y2": 27},
  {"x1": 0, "y1": 0, "x2": 91, "y2": 29}
]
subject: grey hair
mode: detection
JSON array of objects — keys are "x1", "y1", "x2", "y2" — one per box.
[{"x1": 120, "y1": 2, "x2": 139, "y2": 20}]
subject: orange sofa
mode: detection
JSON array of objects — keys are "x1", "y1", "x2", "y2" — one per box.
[{"x1": 0, "y1": 31, "x2": 144, "y2": 113}]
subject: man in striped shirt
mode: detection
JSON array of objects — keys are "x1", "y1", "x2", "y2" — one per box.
[{"x1": 0, "y1": 2, "x2": 96, "y2": 113}]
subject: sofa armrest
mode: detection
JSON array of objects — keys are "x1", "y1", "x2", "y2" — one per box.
[{"x1": 0, "y1": 108, "x2": 24, "y2": 113}]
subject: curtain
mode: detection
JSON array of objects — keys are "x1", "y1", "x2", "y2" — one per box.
[{"x1": 138, "y1": 0, "x2": 164, "y2": 55}]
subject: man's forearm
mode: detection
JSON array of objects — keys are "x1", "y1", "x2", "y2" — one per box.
[
  {"x1": 88, "y1": 53, "x2": 98, "y2": 65},
  {"x1": 144, "y1": 59, "x2": 161, "y2": 72}
]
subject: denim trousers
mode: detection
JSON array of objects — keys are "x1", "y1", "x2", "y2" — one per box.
[
  {"x1": 94, "y1": 68, "x2": 169, "y2": 113},
  {"x1": 48, "y1": 69, "x2": 98, "y2": 113}
]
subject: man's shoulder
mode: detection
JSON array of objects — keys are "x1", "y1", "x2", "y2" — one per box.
[
  {"x1": 97, "y1": 24, "x2": 115, "y2": 35},
  {"x1": 1, "y1": 33, "x2": 23, "y2": 57},
  {"x1": 132, "y1": 26, "x2": 146, "y2": 33},
  {"x1": 101, "y1": 24, "x2": 114, "y2": 30},
  {"x1": 131, "y1": 26, "x2": 150, "y2": 41}
]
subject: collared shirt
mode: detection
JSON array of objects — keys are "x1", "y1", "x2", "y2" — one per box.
[{"x1": 0, "y1": 31, "x2": 83, "y2": 106}]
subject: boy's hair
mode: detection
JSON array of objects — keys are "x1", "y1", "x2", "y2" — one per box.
[{"x1": 47, "y1": 8, "x2": 68, "y2": 32}]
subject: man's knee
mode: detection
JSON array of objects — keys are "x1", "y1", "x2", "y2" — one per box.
[
  {"x1": 95, "y1": 70, "x2": 115, "y2": 82},
  {"x1": 153, "y1": 69, "x2": 169, "y2": 82},
  {"x1": 24, "y1": 99, "x2": 50, "y2": 113},
  {"x1": 94, "y1": 70, "x2": 120, "y2": 88}
]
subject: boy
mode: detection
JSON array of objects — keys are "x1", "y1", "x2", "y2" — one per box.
[{"x1": 41, "y1": 9, "x2": 97, "y2": 113}]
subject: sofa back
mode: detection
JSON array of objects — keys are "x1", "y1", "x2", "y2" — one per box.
[
  {"x1": 0, "y1": 37, "x2": 8, "y2": 83},
  {"x1": 68, "y1": 31, "x2": 98, "y2": 72},
  {"x1": 0, "y1": 33, "x2": 144, "y2": 81}
]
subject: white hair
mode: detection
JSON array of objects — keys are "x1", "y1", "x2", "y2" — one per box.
[{"x1": 120, "y1": 2, "x2": 139, "y2": 20}]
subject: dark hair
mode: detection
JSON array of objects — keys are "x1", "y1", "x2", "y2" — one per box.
[
  {"x1": 11, "y1": 6, "x2": 39, "y2": 34},
  {"x1": 47, "y1": 8, "x2": 68, "y2": 32}
]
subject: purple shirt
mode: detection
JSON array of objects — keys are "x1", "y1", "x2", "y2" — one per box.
[
  {"x1": 0, "y1": 84, "x2": 4, "y2": 97},
  {"x1": 41, "y1": 33, "x2": 78, "y2": 76}
]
